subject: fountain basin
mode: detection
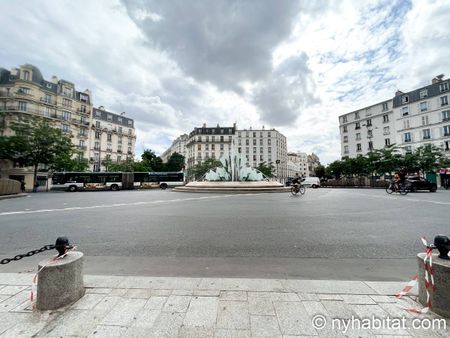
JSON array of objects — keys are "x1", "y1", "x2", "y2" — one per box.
[{"x1": 173, "y1": 181, "x2": 288, "y2": 193}]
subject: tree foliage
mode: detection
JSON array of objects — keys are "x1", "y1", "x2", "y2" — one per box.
[
  {"x1": 256, "y1": 161, "x2": 274, "y2": 177},
  {"x1": 0, "y1": 116, "x2": 79, "y2": 185},
  {"x1": 187, "y1": 158, "x2": 222, "y2": 181},
  {"x1": 165, "y1": 152, "x2": 185, "y2": 171}
]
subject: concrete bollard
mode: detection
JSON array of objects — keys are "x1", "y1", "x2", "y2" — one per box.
[
  {"x1": 417, "y1": 253, "x2": 450, "y2": 318},
  {"x1": 36, "y1": 251, "x2": 85, "y2": 310}
]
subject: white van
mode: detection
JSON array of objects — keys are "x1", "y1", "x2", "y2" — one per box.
[{"x1": 301, "y1": 176, "x2": 320, "y2": 188}]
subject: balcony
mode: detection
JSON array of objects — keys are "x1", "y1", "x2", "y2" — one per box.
[
  {"x1": 127, "y1": 151, "x2": 133, "y2": 154},
  {"x1": 77, "y1": 145, "x2": 87, "y2": 150},
  {"x1": 40, "y1": 97, "x2": 56, "y2": 105},
  {"x1": 117, "y1": 150, "x2": 122, "y2": 153},
  {"x1": 443, "y1": 117, "x2": 450, "y2": 122}
]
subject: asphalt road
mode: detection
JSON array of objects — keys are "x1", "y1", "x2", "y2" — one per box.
[{"x1": 0, "y1": 188, "x2": 448, "y2": 281}]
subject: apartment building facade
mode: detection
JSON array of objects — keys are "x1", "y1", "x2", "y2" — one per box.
[
  {"x1": 287, "y1": 152, "x2": 309, "y2": 178},
  {"x1": 339, "y1": 75, "x2": 450, "y2": 160},
  {"x1": 176, "y1": 123, "x2": 288, "y2": 181},
  {"x1": 0, "y1": 64, "x2": 137, "y2": 183},
  {"x1": 90, "y1": 107, "x2": 136, "y2": 172},
  {"x1": 161, "y1": 134, "x2": 188, "y2": 163}
]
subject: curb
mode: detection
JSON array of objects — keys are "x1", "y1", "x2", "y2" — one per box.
[{"x1": 0, "y1": 193, "x2": 28, "y2": 200}]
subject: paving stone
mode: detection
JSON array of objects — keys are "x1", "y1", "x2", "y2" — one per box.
[
  {"x1": 341, "y1": 295, "x2": 376, "y2": 305},
  {"x1": 149, "y1": 311, "x2": 185, "y2": 337},
  {"x1": 87, "y1": 324, "x2": 128, "y2": 338},
  {"x1": 0, "y1": 274, "x2": 33, "y2": 286},
  {"x1": 199, "y1": 278, "x2": 283, "y2": 292},
  {"x1": 84, "y1": 275, "x2": 127, "y2": 288},
  {"x1": 377, "y1": 302, "x2": 416, "y2": 319},
  {"x1": 321, "y1": 300, "x2": 355, "y2": 318},
  {"x1": 0, "y1": 295, "x2": 11, "y2": 302},
  {"x1": 250, "y1": 315, "x2": 282, "y2": 338},
  {"x1": 118, "y1": 276, "x2": 200, "y2": 290},
  {"x1": 93, "y1": 295, "x2": 122, "y2": 312},
  {"x1": 301, "y1": 301, "x2": 345, "y2": 337},
  {"x1": 0, "y1": 290, "x2": 29, "y2": 312},
  {"x1": 0, "y1": 312, "x2": 42, "y2": 336},
  {"x1": 179, "y1": 326, "x2": 214, "y2": 337},
  {"x1": 125, "y1": 288, "x2": 152, "y2": 299},
  {"x1": 109, "y1": 288, "x2": 128, "y2": 296},
  {"x1": 39, "y1": 310, "x2": 107, "y2": 337},
  {"x1": 101, "y1": 298, "x2": 147, "y2": 326},
  {"x1": 270, "y1": 292, "x2": 300, "y2": 302},
  {"x1": 194, "y1": 290, "x2": 221, "y2": 297},
  {"x1": 173, "y1": 289, "x2": 194, "y2": 296},
  {"x1": 213, "y1": 329, "x2": 251, "y2": 338},
  {"x1": 1, "y1": 317, "x2": 49, "y2": 338},
  {"x1": 297, "y1": 293, "x2": 319, "y2": 301},
  {"x1": 0, "y1": 286, "x2": 28, "y2": 296},
  {"x1": 163, "y1": 295, "x2": 191, "y2": 313},
  {"x1": 352, "y1": 304, "x2": 409, "y2": 336},
  {"x1": 220, "y1": 291, "x2": 247, "y2": 301},
  {"x1": 71, "y1": 293, "x2": 106, "y2": 310},
  {"x1": 85, "y1": 287, "x2": 112, "y2": 294},
  {"x1": 184, "y1": 296, "x2": 218, "y2": 328},
  {"x1": 282, "y1": 280, "x2": 375, "y2": 295},
  {"x1": 131, "y1": 309, "x2": 161, "y2": 328},
  {"x1": 370, "y1": 295, "x2": 396, "y2": 303},
  {"x1": 365, "y1": 281, "x2": 417, "y2": 296},
  {"x1": 151, "y1": 289, "x2": 172, "y2": 296},
  {"x1": 317, "y1": 293, "x2": 343, "y2": 301},
  {"x1": 248, "y1": 297, "x2": 275, "y2": 316},
  {"x1": 217, "y1": 300, "x2": 250, "y2": 330},
  {"x1": 273, "y1": 301, "x2": 317, "y2": 336},
  {"x1": 145, "y1": 296, "x2": 168, "y2": 310}
]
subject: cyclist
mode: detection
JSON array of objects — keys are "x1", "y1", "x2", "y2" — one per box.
[{"x1": 292, "y1": 173, "x2": 301, "y2": 186}]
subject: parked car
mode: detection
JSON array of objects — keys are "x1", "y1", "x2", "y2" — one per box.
[
  {"x1": 302, "y1": 176, "x2": 321, "y2": 188},
  {"x1": 406, "y1": 176, "x2": 437, "y2": 192}
]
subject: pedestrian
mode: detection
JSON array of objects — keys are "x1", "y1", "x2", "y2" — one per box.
[
  {"x1": 20, "y1": 180, "x2": 26, "y2": 193},
  {"x1": 33, "y1": 182, "x2": 39, "y2": 193}
]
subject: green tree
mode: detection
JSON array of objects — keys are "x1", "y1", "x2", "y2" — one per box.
[
  {"x1": 0, "y1": 116, "x2": 78, "y2": 187},
  {"x1": 256, "y1": 161, "x2": 274, "y2": 177},
  {"x1": 53, "y1": 153, "x2": 89, "y2": 172},
  {"x1": 314, "y1": 164, "x2": 325, "y2": 178},
  {"x1": 165, "y1": 152, "x2": 185, "y2": 171},
  {"x1": 109, "y1": 159, "x2": 149, "y2": 172},
  {"x1": 373, "y1": 144, "x2": 402, "y2": 175},
  {"x1": 142, "y1": 149, "x2": 165, "y2": 171},
  {"x1": 413, "y1": 144, "x2": 445, "y2": 176}
]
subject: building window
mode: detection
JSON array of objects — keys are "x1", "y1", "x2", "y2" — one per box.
[
  {"x1": 442, "y1": 110, "x2": 450, "y2": 122},
  {"x1": 268, "y1": 139, "x2": 271, "y2": 145},
  {"x1": 422, "y1": 129, "x2": 431, "y2": 140},
  {"x1": 441, "y1": 96, "x2": 448, "y2": 106},
  {"x1": 420, "y1": 102, "x2": 428, "y2": 112},
  {"x1": 253, "y1": 147, "x2": 256, "y2": 153},
  {"x1": 62, "y1": 98, "x2": 72, "y2": 107},
  {"x1": 107, "y1": 133, "x2": 112, "y2": 142},
  {"x1": 18, "y1": 101, "x2": 27, "y2": 111},
  {"x1": 211, "y1": 144, "x2": 215, "y2": 150},
  {"x1": 260, "y1": 155, "x2": 264, "y2": 161},
  {"x1": 80, "y1": 127, "x2": 86, "y2": 136},
  {"x1": 118, "y1": 127, "x2": 122, "y2": 133},
  {"x1": 404, "y1": 146, "x2": 412, "y2": 154},
  {"x1": 401, "y1": 95, "x2": 409, "y2": 104},
  {"x1": 80, "y1": 94, "x2": 89, "y2": 103},
  {"x1": 220, "y1": 144, "x2": 224, "y2": 151},
  {"x1": 268, "y1": 132, "x2": 271, "y2": 137},
  {"x1": 402, "y1": 107, "x2": 409, "y2": 116},
  {"x1": 252, "y1": 132, "x2": 256, "y2": 137},
  {"x1": 355, "y1": 112, "x2": 360, "y2": 119},
  {"x1": 197, "y1": 144, "x2": 201, "y2": 151},
  {"x1": 422, "y1": 115, "x2": 429, "y2": 125},
  {"x1": 62, "y1": 124, "x2": 70, "y2": 133},
  {"x1": 246, "y1": 139, "x2": 249, "y2": 146},
  {"x1": 356, "y1": 144, "x2": 362, "y2": 151},
  {"x1": 252, "y1": 139, "x2": 256, "y2": 145},
  {"x1": 62, "y1": 111, "x2": 71, "y2": 120},
  {"x1": 18, "y1": 87, "x2": 31, "y2": 94},
  {"x1": 268, "y1": 147, "x2": 272, "y2": 153},
  {"x1": 343, "y1": 135, "x2": 348, "y2": 143},
  {"x1": 367, "y1": 130, "x2": 373, "y2": 138},
  {"x1": 23, "y1": 70, "x2": 30, "y2": 81},
  {"x1": 385, "y1": 138, "x2": 390, "y2": 146},
  {"x1": 211, "y1": 136, "x2": 215, "y2": 142},
  {"x1": 220, "y1": 136, "x2": 224, "y2": 142},
  {"x1": 383, "y1": 126, "x2": 390, "y2": 135},
  {"x1": 344, "y1": 145, "x2": 349, "y2": 154},
  {"x1": 382, "y1": 102, "x2": 389, "y2": 111},
  {"x1": 439, "y1": 82, "x2": 449, "y2": 92},
  {"x1": 343, "y1": 125, "x2": 348, "y2": 133},
  {"x1": 260, "y1": 147, "x2": 263, "y2": 153},
  {"x1": 44, "y1": 94, "x2": 52, "y2": 103},
  {"x1": 403, "y1": 119, "x2": 410, "y2": 129},
  {"x1": 404, "y1": 132, "x2": 412, "y2": 143},
  {"x1": 419, "y1": 89, "x2": 428, "y2": 99},
  {"x1": 259, "y1": 139, "x2": 263, "y2": 146},
  {"x1": 444, "y1": 125, "x2": 450, "y2": 136},
  {"x1": 355, "y1": 122, "x2": 360, "y2": 130},
  {"x1": 342, "y1": 115, "x2": 347, "y2": 123},
  {"x1": 368, "y1": 141, "x2": 373, "y2": 150},
  {"x1": 382, "y1": 114, "x2": 389, "y2": 123},
  {"x1": 356, "y1": 133, "x2": 361, "y2": 141},
  {"x1": 95, "y1": 131, "x2": 100, "y2": 139},
  {"x1": 197, "y1": 136, "x2": 202, "y2": 142},
  {"x1": 366, "y1": 119, "x2": 372, "y2": 127},
  {"x1": 107, "y1": 114, "x2": 112, "y2": 121},
  {"x1": 94, "y1": 142, "x2": 100, "y2": 150}
]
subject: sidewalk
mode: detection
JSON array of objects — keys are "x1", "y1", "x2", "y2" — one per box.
[{"x1": 0, "y1": 273, "x2": 448, "y2": 337}]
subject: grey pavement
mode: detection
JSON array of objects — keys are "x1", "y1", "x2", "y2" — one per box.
[
  {"x1": 1, "y1": 188, "x2": 449, "y2": 280},
  {"x1": 0, "y1": 272, "x2": 449, "y2": 337}
]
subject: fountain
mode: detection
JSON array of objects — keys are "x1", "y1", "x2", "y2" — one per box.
[{"x1": 174, "y1": 141, "x2": 286, "y2": 193}]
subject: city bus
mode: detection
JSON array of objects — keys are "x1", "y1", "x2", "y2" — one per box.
[
  {"x1": 51, "y1": 171, "x2": 184, "y2": 191},
  {"x1": 133, "y1": 172, "x2": 185, "y2": 190}
]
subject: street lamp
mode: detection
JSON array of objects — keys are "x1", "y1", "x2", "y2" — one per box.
[{"x1": 276, "y1": 159, "x2": 280, "y2": 182}]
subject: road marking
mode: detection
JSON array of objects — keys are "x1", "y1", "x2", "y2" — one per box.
[{"x1": 0, "y1": 194, "x2": 264, "y2": 217}]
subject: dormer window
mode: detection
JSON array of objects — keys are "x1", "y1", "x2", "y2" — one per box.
[
  {"x1": 439, "y1": 82, "x2": 449, "y2": 92},
  {"x1": 419, "y1": 89, "x2": 428, "y2": 98},
  {"x1": 401, "y1": 95, "x2": 409, "y2": 104},
  {"x1": 23, "y1": 70, "x2": 30, "y2": 81}
]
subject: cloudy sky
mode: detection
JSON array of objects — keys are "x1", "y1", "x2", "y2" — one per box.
[{"x1": 1, "y1": 0, "x2": 450, "y2": 164}]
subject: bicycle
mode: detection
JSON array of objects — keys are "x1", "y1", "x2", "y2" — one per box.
[
  {"x1": 291, "y1": 182, "x2": 306, "y2": 196},
  {"x1": 385, "y1": 181, "x2": 409, "y2": 195}
]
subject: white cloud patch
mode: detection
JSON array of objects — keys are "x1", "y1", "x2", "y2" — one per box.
[{"x1": 1, "y1": 0, "x2": 449, "y2": 164}]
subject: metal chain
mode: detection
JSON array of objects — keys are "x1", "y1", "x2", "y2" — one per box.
[{"x1": 0, "y1": 244, "x2": 55, "y2": 265}]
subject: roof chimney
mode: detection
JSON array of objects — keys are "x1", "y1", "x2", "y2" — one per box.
[
  {"x1": 432, "y1": 74, "x2": 445, "y2": 84},
  {"x1": 395, "y1": 90, "x2": 404, "y2": 97}
]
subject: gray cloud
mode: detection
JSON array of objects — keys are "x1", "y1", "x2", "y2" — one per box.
[
  {"x1": 122, "y1": 0, "x2": 303, "y2": 92},
  {"x1": 252, "y1": 53, "x2": 319, "y2": 126}
]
